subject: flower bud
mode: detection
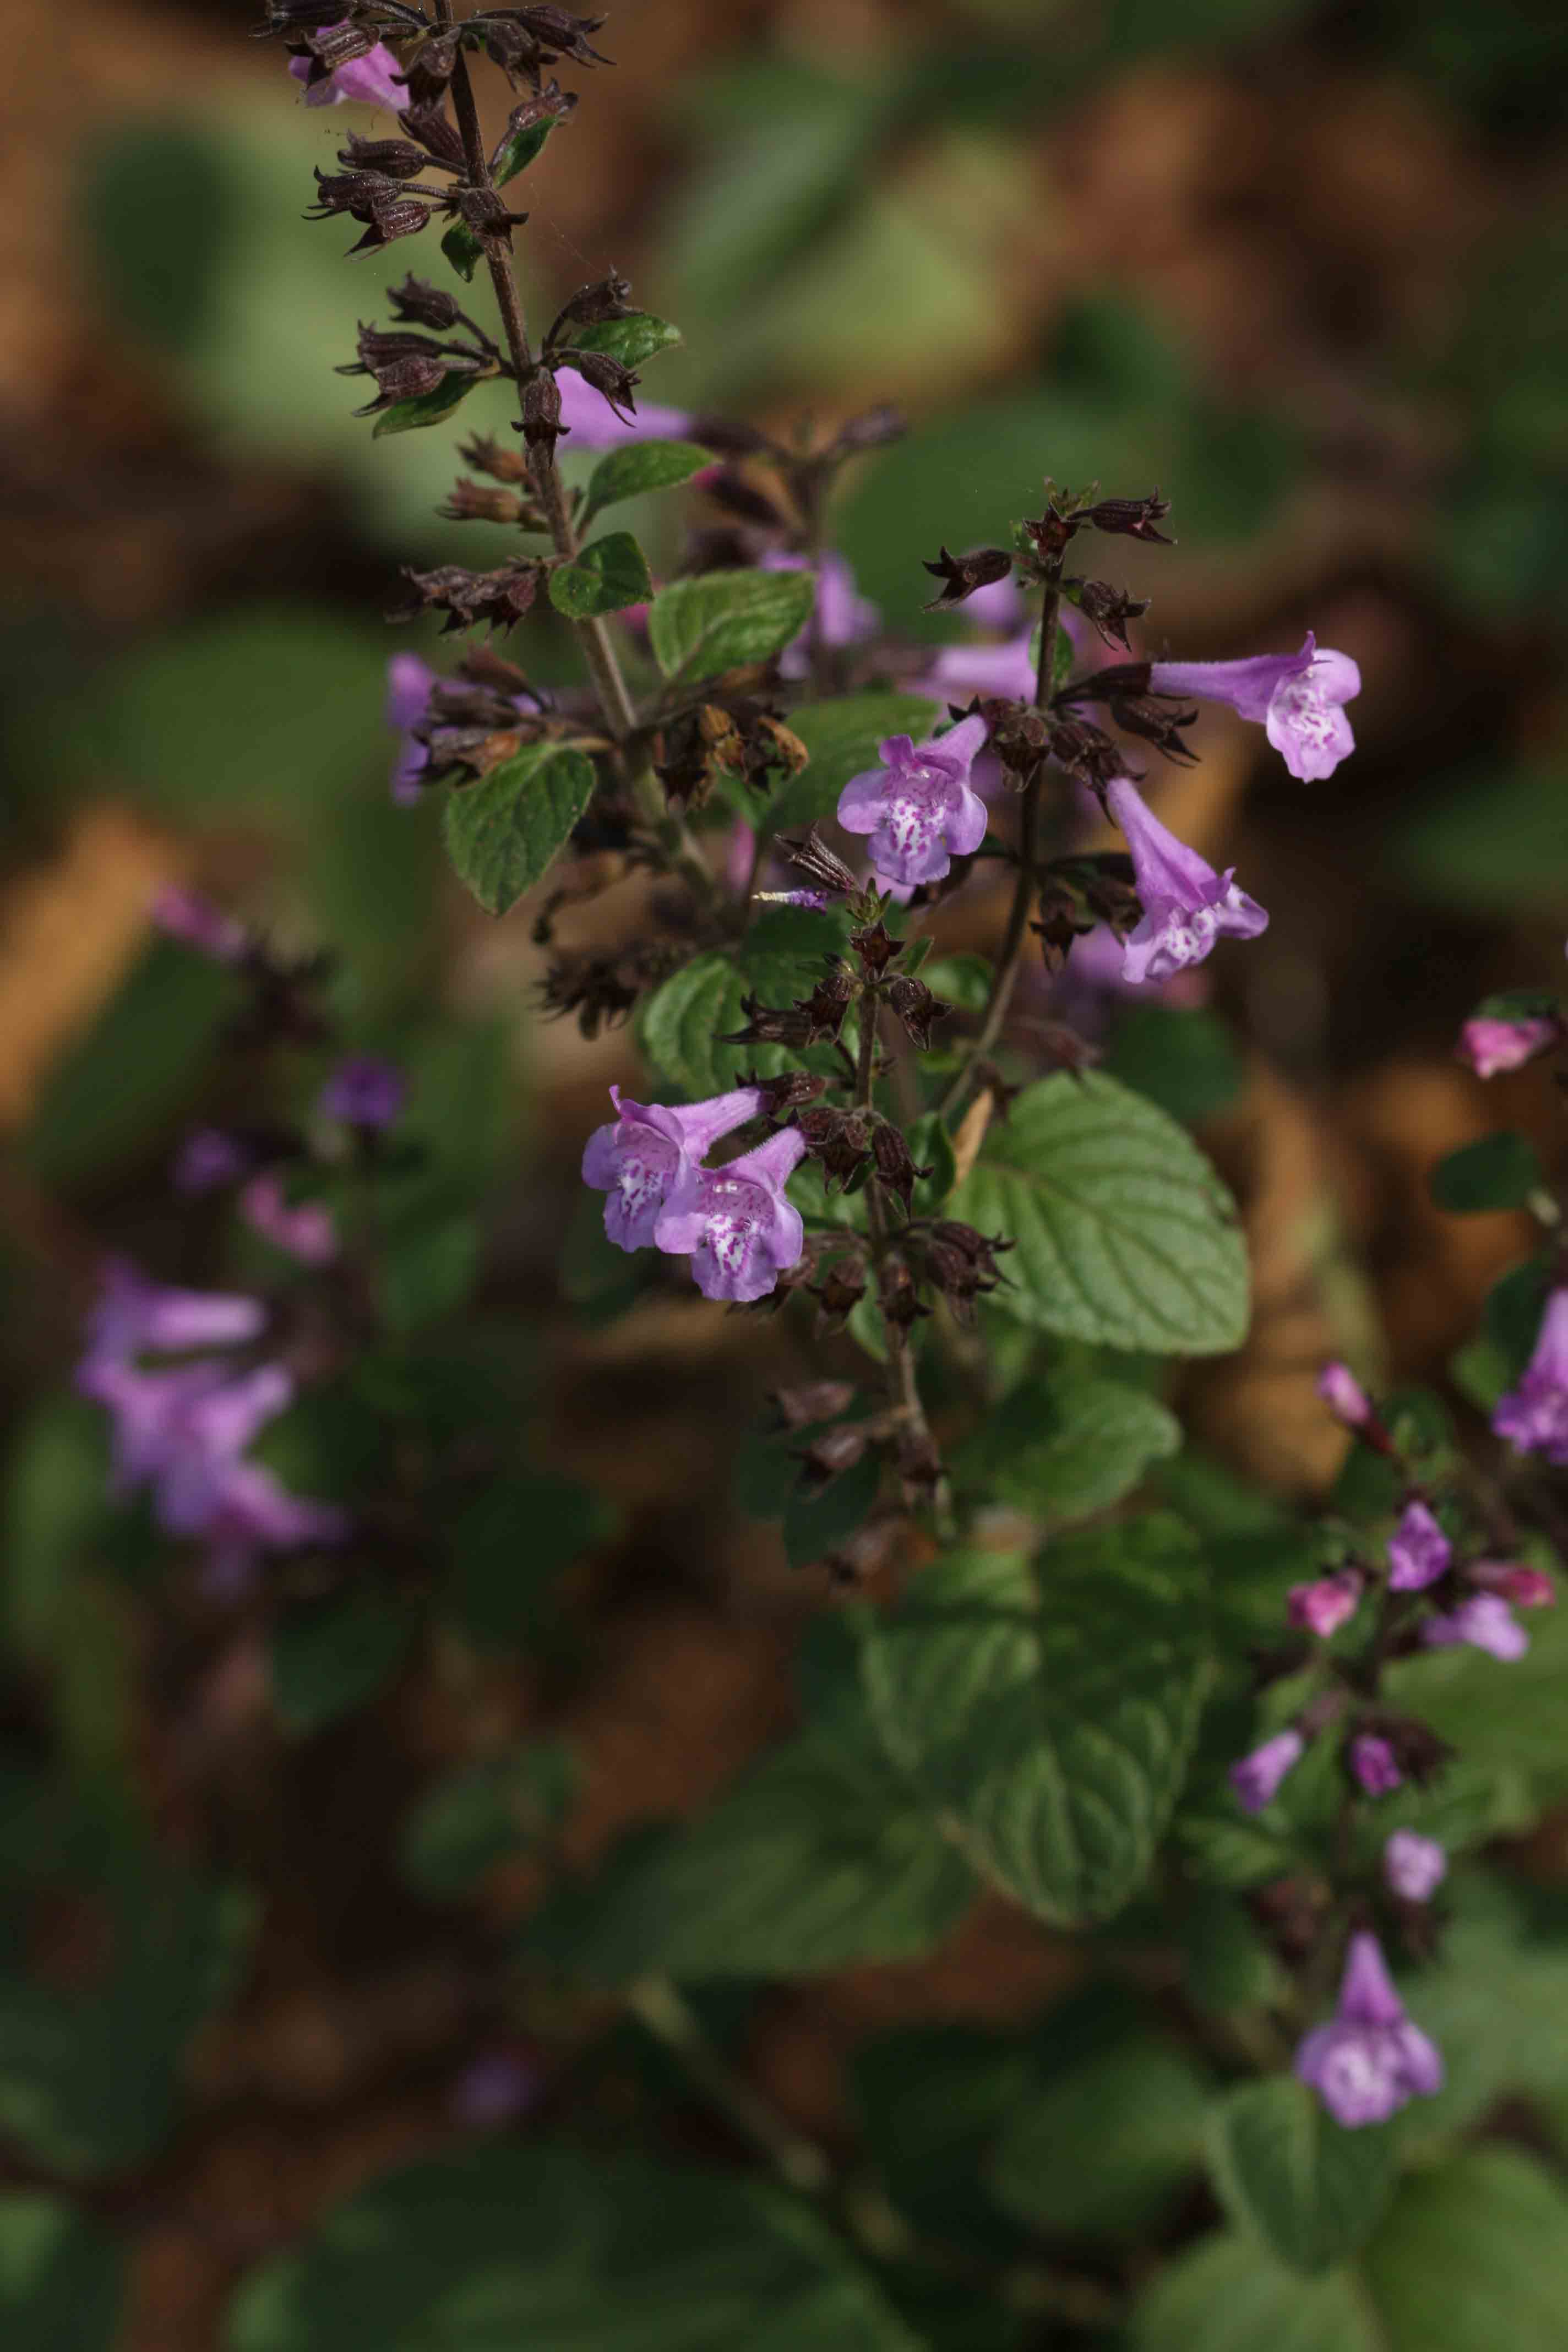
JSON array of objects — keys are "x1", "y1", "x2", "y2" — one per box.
[
  {"x1": 813, "y1": 1255, "x2": 868, "y2": 1331},
  {"x1": 522, "y1": 369, "x2": 564, "y2": 453},
  {"x1": 1316, "y1": 1360, "x2": 1373, "y2": 1429},
  {"x1": 796, "y1": 1106, "x2": 872, "y2": 1191},
  {"x1": 792, "y1": 1422, "x2": 870, "y2": 1494},
  {"x1": 921, "y1": 544, "x2": 1014, "y2": 611},
  {"x1": 1084, "y1": 490, "x2": 1173, "y2": 544},
  {"x1": 777, "y1": 828, "x2": 858, "y2": 899},
  {"x1": 886, "y1": 974, "x2": 949, "y2": 1052},
  {"x1": 870, "y1": 1122, "x2": 929, "y2": 1214},
  {"x1": 1065, "y1": 576, "x2": 1151, "y2": 650},
  {"x1": 388, "y1": 274, "x2": 465, "y2": 330}
]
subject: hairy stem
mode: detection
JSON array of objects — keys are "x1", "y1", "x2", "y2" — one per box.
[
  {"x1": 626, "y1": 1977, "x2": 831, "y2": 2195},
  {"x1": 939, "y1": 569, "x2": 1061, "y2": 1123},
  {"x1": 856, "y1": 994, "x2": 949, "y2": 1519}
]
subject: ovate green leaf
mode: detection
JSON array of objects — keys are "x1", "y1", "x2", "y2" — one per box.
[
  {"x1": 547, "y1": 531, "x2": 654, "y2": 619},
  {"x1": 582, "y1": 439, "x2": 715, "y2": 523},
  {"x1": 1207, "y1": 2076, "x2": 1395, "y2": 2275},
  {"x1": 649, "y1": 566, "x2": 817, "y2": 684},
  {"x1": 441, "y1": 743, "x2": 596, "y2": 916}
]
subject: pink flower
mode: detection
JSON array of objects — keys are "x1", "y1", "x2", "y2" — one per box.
[
  {"x1": 1384, "y1": 1830, "x2": 1446, "y2": 1903},
  {"x1": 1103, "y1": 776, "x2": 1267, "y2": 984},
  {"x1": 1350, "y1": 1733, "x2": 1402, "y2": 1796},
  {"x1": 1386, "y1": 1500, "x2": 1450, "y2": 1592},
  {"x1": 1229, "y1": 1728, "x2": 1303, "y2": 1813},
  {"x1": 1493, "y1": 1288, "x2": 1568, "y2": 1465},
  {"x1": 1317, "y1": 1360, "x2": 1372, "y2": 1429},
  {"x1": 1295, "y1": 1931, "x2": 1442, "y2": 2127},
  {"x1": 151, "y1": 886, "x2": 246, "y2": 964},
  {"x1": 654, "y1": 1127, "x2": 808, "y2": 1304},
  {"x1": 1149, "y1": 633, "x2": 1360, "y2": 782},
  {"x1": 837, "y1": 715, "x2": 990, "y2": 888},
  {"x1": 582, "y1": 1085, "x2": 766, "y2": 1254},
  {"x1": 1458, "y1": 1014, "x2": 1557, "y2": 1079},
  {"x1": 1421, "y1": 1592, "x2": 1529, "y2": 1662},
  {"x1": 1287, "y1": 1571, "x2": 1362, "y2": 1638},
  {"x1": 1470, "y1": 1561, "x2": 1555, "y2": 1609},
  {"x1": 287, "y1": 38, "x2": 407, "y2": 110},
  {"x1": 239, "y1": 1174, "x2": 339, "y2": 1267}
]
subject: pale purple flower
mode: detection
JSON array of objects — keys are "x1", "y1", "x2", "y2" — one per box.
[
  {"x1": 1350, "y1": 1734, "x2": 1402, "y2": 1796},
  {"x1": 1229, "y1": 1728, "x2": 1304, "y2": 1814},
  {"x1": 916, "y1": 624, "x2": 1037, "y2": 708},
  {"x1": 239, "y1": 1174, "x2": 339, "y2": 1267},
  {"x1": 287, "y1": 37, "x2": 407, "y2": 110},
  {"x1": 319, "y1": 1057, "x2": 405, "y2": 1131},
  {"x1": 556, "y1": 369, "x2": 692, "y2": 451},
  {"x1": 199, "y1": 1459, "x2": 350, "y2": 1592},
  {"x1": 1103, "y1": 775, "x2": 1267, "y2": 985},
  {"x1": 387, "y1": 652, "x2": 436, "y2": 805},
  {"x1": 581, "y1": 1084, "x2": 766, "y2": 1253},
  {"x1": 654, "y1": 1126, "x2": 809, "y2": 1304},
  {"x1": 146, "y1": 1364, "x2": 296, "y2": 1535},
  {"x1": 1386, "y1": 1500, "x2": 1450, "y2": 1592},
  {"x1": 1295, "y1": 1931, "x2": 1442, "y2": 2127},
  {"x1": 80, "y1": 1260, "x2": 265, "y2": 1369},
  {"x1": 1492, "y1": 1288, "x2": 1568, "y2": 1464},
  {"x1": 450, "y1": 2049, "x2": 543, "y2": 2129},
  {"x1": 837, "y1": 715, "x2": 990, "y2": 889},
  {"x1": 1287, "y1": 1571, "x2": 1362, "y2": 1639},
  {"x1": 1148, "y1": 633, "x2": 1360, "y2": 782},
  {"x1": 1317, "y1": 1360, "x2": 1373, "y2": 1429},
  {"x1": 151, "y1": 886, "x2": 246, "y2": 964},
  {"x1": 761, "y1": 551, "x2": 879, "y2": 680},
  {"x1": 174, "y1": 1129, "x2": 252, "y2": 1195},
  {"x1": 961, "y1": 574, "x2": 1025, "y2": 631},
  {"x1": 1384, "y1": 1831, "x2": 1447, "y2": 1903},
  {"x1": 1421, "y1": 1592, "x2": 1529, "y2": 1662},
  {"x1": 1458, "y1": 1014, "x2": 1557, "y2": 1079}
]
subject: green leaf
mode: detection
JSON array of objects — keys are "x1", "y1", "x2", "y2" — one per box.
[
  {"x1": 649, "y1": 566, "x2": 817, "y2": 684},
  {"x1": 491, "y1": 116, "x2": 559, "y2": 186},
  {"x1": 947, "y1": 1072, "x2": 1249, "y2": 1355},
  {"x1": 953, "y1": 1371, "x2": 1180, "y2": 1524},
  {"x1": 858, "y1": 1519, "x2": 1213, "y2": 1926},
  {"x1": 1382, "y1": 1573, "x2": 1568, "y2": 1782},
  {"x1": 570, "y1": 311, "x2": 683, "y2": 369},
  {"x1": 444, "y1": 1472, "x2": 617, "y2": 1648},
  {"x1": 371, "y1": 368, "x2": 481, "y2": 438},
  {"x1": 1104, "y1": 1003, "x2": 1247, "y2": 1127},
  {"x1": 1363, "y1": 2146, "x2": 1568, "y2": 2351},
  {"x1": 1207, "y1": 2077, "x2": 1395, "y2": 2276},
  {"x1": 1429, "y1": 1130, "x2": 1543, "y2": 1212},
  {"x1": 639, "y1": 905, "x2": 850, "y2": 1097},
  {"x1": 783, "y1": 1451, "x2": 881, "y2": 1569},
  {"x1": 226, "y1": 2143, "x2": 919, "y2": 2351},
  {"x1": 400, "y1": 1743, "x2": 576, "y2": 1898},
  {"x1": 1131, "y1": 2232, "x2": 1379, "y2": 2352},
  {"x1": 270, "y1": 1589, "x2": 415, "y2": 1735},
  {"x1": 0, "y1": 2196, "x2": 124, "y2": 2349},
  {"x1": 548, "y1": 530, "x2": 654, "y2": 619},
  {"x1": 377, "y1": 1212, "x2": 481, "y2": 1333},
  {"x1": 762, "y1": 692, "x2": 943, "y2": 834},
  {"x1": 536, "y1": 1720, "x2": 973, "y2": 1984},
  {"x1": 1389, "y1": 1881, "x2": 1568, "y2": 2138},
  {"x1": 439, "y1": 221, "x2": 484, "y2": 282},
  {"x1": 441, "y1": 743, "x2": 596, "y2": 917},
  {"x1": 990, "y1": 2038, "x2": 1209, "y2": 2240},
  {"x1": 582, "y1": 438, "x2": 715, "y2": 523}
]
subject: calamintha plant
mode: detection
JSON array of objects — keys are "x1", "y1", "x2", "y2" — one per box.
[{"x1": 28, "y1": 6, "x2": 1568, "y2": 2347}]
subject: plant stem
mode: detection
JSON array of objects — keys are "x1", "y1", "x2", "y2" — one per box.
[
  {"x1": 856, "y1": 994, "x2": 949, "y2": 1521},
  {"x1": 938, "y1": 569, "x2": 1060, "y2": 1124},
  {"x1": 627, "y1": 1977, "x2": 831, "y2": 2195},
  {"x1": 435, "y1": 5, "x2": 716, "y2": 902}
]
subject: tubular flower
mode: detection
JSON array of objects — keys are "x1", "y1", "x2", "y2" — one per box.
[
  {"x1": 386, "y1": 652, "x2": 437, "y2": 805},
  {"x1": 1294, "y1": 1932, "x2": 1443, "y2": 2127},
  {"x1": 1386, "y1": 1500, "x2": 1450, "y2": 1592},
  {"x1": 1148, "y1": 633, "x2": 1360, "y2": 782},
  {"x1": 287, "y1": 39, "x2": 407, "y2": 110},
  {"x1": 1317, "y1": 1360, "x2": 1373, "y2": 1429},
  {"x1": 554, "y1": 368, "x2": 692, "y2": 450},
  {"x1": 582, "y1": 1085, "x2": 766, "y2": 1254},
  {"x1": 1287, "y1": 1572, "x2": 1362, "y2": 1638},
  {"x1": 1350, "y1": 1734, "x2": 1402, "y2": 1796},
  {"x1": 239, "y1": 1174, "x2": 339, "y2": 1267},
  {"x1": 654, "y1": 1127, "x2": 809, "y2": 1304},
  {"x1": 1458, "y1": 1012, "x2": 1557, "y2": 1079},
  {"x1": 1103, "y1": 775, "x2": 1267, "y2": 986},
  {"x1": 151, "y1": 886, "x2": 247, "y2": 964},
  {"x1": 1384, "y1": 1831, "x2": 1447, "y2": 1903},
  {"x1": 1420, "y1": 1593, "x2": 1529, "y2": 1662},
  {"x1": 1229, "y1": 1728, "x2": 1304, "y2": 1814},
  {"x1": 837, "y1": 715, "x2": 990, "y2": 889},
  {"x1": 1492, "y1": 1289, "x2": 1568, "y2": 1465},
  {"x1": 320, "y1": 1055, "x2": 405, "y2": 1131},
  {"x1": 761, "y1": 551, "x2": 879, "y2": 680}
]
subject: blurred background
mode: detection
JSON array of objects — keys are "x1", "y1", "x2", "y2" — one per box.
[{"x1": 3, "y1": 0, "x2": 1568, "y2": 2343}]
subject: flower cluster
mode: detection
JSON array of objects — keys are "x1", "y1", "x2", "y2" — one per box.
[{"x1": 581, "y1": 1086, "x2": 806, "y2": 1304}]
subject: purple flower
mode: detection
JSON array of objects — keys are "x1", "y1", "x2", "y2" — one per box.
[
  {"x1": 1103, "y1": 776, "x2": 1267, "y2": 985},
  {"x1": 1287, "y1": 1572, "x2": 1362, "y2": 1638},
  {"x1": 1471, "y1": 1560, "x2": 1555, "y2": 1609},
  {"x1": 450, "y1": 2048, "x2": 543, "y2": 2129},
  {"x1": 1317, "y1": 1360, "x2": 1372, "y2": 1429},
  {"x1": 916, "y1": 624, "x2": 1037, "y2": 708},
  {"x1": 1384, "y1": 1830, "x2": 1447, "y2": 1903},
  {"x1": 1229, "y1": 1728, "x2": 1304, "y2": 1814},
  {"x1": 1351, "y1": 1734, "x2": 1402, "y2": 1796},
  {"x1": 761, "y1": 551, "x2": 879, "y2": 680},
  {"x1": 581, "y1": 1084, "x2": 766, "y2": 1253},
  {"x1": 239, "y1": 1174, "x2": 339, "y2": 1267},
  {"x1": 1386, "y1": 1500, "x2": 1450, "y2": 1592},
  {"x1": 556, "y1": 369, "x2": 692, "y2": 451},
  {"x1": 173, "y1": 1129, "x2": 253, "y2": 1196},
  {"x1": 200, "y1": 1458, "x2": 350, "y2": 1592},
  {"x1": 80, "y1": 1260, "x2": 265, "y2": 1369},
  {"x1": 654, "y1": 1126, "x2": 809, "y2": 1304},
  {"x1": 319, "y1": 1056, "x2": 405, "y2": 1131},
  {"x1": 287, "y1": 37, "x2": 407, "y2": 110},
  {"x1": 1492, "y1": 1288, "x2": 1568, "y2": 1464},
  {"x1": 1421, "y1": 1592, "x2": 1529, "y2": 1662},
  {"x1": 387, "y1": 653, "x2": 436, "y2": 806},
  {"x1": 1458, "y1": 1014, "x2": 1557, "y2": 1079},
  {"x1": 1294, "y1": 1931, "x2": 1442, "y2": 2127},
  {"x1": 837, "y1": 715, "x2": 990, "y2": 889},
  {"x1": 1148, "y1": 633, "x2": 1360, "y2": 782},
  {"x1": 150, "y1": 886, "x2": 246, "y2": 964}
]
